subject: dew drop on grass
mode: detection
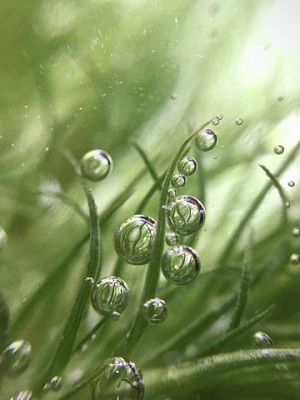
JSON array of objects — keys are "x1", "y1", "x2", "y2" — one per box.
[
  {"x1": 218, "y1": 114, "x2": 224, "y2": 120},
  {"x1": 195, "y1": 129, "x2": 218, "y2": 152},
  {"x1": 290, "y1": 254, "x2": 300, "y2": 265},
  {"x1": 91, "y1": 276, "x2": 129, "y2": 317},
  {"x1": 111, "y1": 311, "x2": 120, "y2": 321},
  {"x1": 292, "y1": 227, "x2": 300, "y2": 237},
  {"x1": 80, "y1": 149, "x2": 113, "y2": 182},
  {"x1": 0, "y1": 226, "x2": 7, "y2": 251},
  {"x1": 212, "y1": 118, "x2": 219, "y2": 126},
  {"x1": 9, "y1": 390, "x2": 32, "y2": 400},
  {"x1": 167, "y1": 195, "x2": 206, "y2": 236},
  {"x1": 235, "y1": 118, "x2": 243, "y2": 126},
  {"x1": 43, "y1": 376, "x2": 63, "y2": 392},
  {"x1": 114, "y1": 215, "x2": 156, "y2": 265},
  {"x1": 288, "y1": 181, "x2": 295, "y2": 187},
  {"x1": 0, "y1": 340, "x2": 31, "y2": 377},
  {"x1": 285, "y1": 202, "x2": 290, "y2": 209},
  {"x1": 168, "y1": 189, "x2": 177, "y2": 198},
  {"x1": 142, "y1": 298, "x2": 167, "y2": 324},
  {"x1": 162, "y1": 245, "x2": 201, "y2": 285},
  {"x1": 274, "y1": 145, "x2": 284, "y2": 155},
  {"x1": 171, "y1": 173, "x2": 186, "y2": 189},
  {"x1": 178, "y1": 156, "x2": 198, "y2": 176},
  {"x1": 90, "y1": 357, "x2": 144, "y2": 400},
  {"x1": 253, "y1": 331, "x2": 273, "y2": 348},
  {"x1": 165, "y1": 232, "x2": 179, "y2": 246}
]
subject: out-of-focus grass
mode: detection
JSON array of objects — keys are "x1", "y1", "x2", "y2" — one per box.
[{"x1": 0, "y1": 0, "x2": 300, "y2": 399}]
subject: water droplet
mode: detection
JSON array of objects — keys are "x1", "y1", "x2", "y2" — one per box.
[
  {"x1": 235, "y1": 118, "x2": 243, "y2": 126},
  {"x1": 277, "y1": 96, "x2": 284, "y2": 102},
  {"x1": 162, "y1": 245, "x2": 201, "y2": 285},
  {"x1": 90, "y1": 357, "x2": 144, "y2": 400},
  {"x1": 253, "y1": 331, "x2": 273, "y2": 348},
  {"x1": 285, "y1": 202, "x2": 290, "y2": 209},
  {"x1": 274, "y1": 145, "x2": 284, "y2": 155},
  {"x1": 0, "y1": 340, "x2": 31, "y2": 377},
  {"x1": 165, "y1": 232, "x2": 179, "y2": 246},
  {"x1": 195, "y1": 129, "x2": 218, "y2": 152},
  {"x1": 292, "y1": 227, "x2": 300, "y2": 237},
  {"x1": 212, "y1": 118, "x2": 219, "y2": 126},
  {"x1": 49, "y1": 376, "x2": 63, "y2": 391},
  {"x1": 171, "y1": 173, "x2": 186, "y2": 189},
  {"x1": 218, "y1": 114, "x2": 224, "y2": 120},
  {"x1": 168, "y1": 189, "x2": 177, "y2": 198},
  {"x1": 9, "y1": 390, "x2": 32, "y2": 400},
  {"x1": 0, "y1": 226, "x2": 7, "y2": 251},
  {"x1": 167, "y1": 195, "x2": 205, "y2": 236},
  {"x1": 178, "y1": 156, "x2": 198, "y2": 176},
  {"x1": 290, "y1": 254, "x2": 300, "y2": 265},
  {"x1": 91, "y1": 276, "x2": 129, "y2": 317},
  {"x1": 142, "y1": 298, "x2": 167, "y2": 324},
  {"x1": 114, "y1": 215, "x2": 156, "y2": 265},
  {"x1": 288, "y1": 181, "x2": 295, "y2": 187},
  {"x1": 111, "y1": 311, "x2": 120, "y2": 321},
  {"x1": 80, "y1": 149, "x2": 112, "y2": 182},
  {"x1": 85, "y1": 277, "x2": 95, "y2": 286}
]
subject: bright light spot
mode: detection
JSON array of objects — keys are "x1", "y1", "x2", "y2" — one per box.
[{"x1": 239, "y1": 45, "x2": 273, "y2": 84}]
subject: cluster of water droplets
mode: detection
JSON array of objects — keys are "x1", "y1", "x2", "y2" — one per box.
[
  {"x1": 0, "y1": 340, "x2": 31, "y2": 377},
  {"x1": 80, "y1": 149, "x2": 113, "y2": 181},
  {"x1": 90, "y1": 357, "x2": 144, "y2": 400}
]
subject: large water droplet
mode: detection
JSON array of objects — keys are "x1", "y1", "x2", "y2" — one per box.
[
  {"x1": 114, "y1": 215, "x2": 156, "y2": 265},
  {"x1": 80, "y1": 149, "x2": 113, "y2": 182},
  {"x1": 9, "y1": 390, "x2": 32, "y2": 400},
  {"x1": 90, "y1": 357, "x2": 144, "y2": 400},
  {"x1": 195, "y1": 129, "x2": 218, "y2": 152},
  {"x1": 178, "y1": 156, "x2": 198, "y2": 176},
  {"x1": 165, "y1": 232, "x2": 179, "y2": 246},
  {"x1": 167, "y1": 195, "x2": 205, "y2": 236},
  {"x1": 142, "y1": 298, "x2": 167, "y2": 324},
  {"x1": 162, "y1": 245, "x2": 201, "y2": 285},
  {"x1": 171, "y1": 173, "x2": 186, "y2": 189},
  {"x1": 290, "y1": 254, "x2": 300, "y2": 265},
  {"x1": 0, "y1": 340, "x2": 31, "y2": 377},
  {"x1": 292, "y1": 227, "x2": 300, "y2": 237},
  {"x1": 274, "y1": 145, "x2": 284, "y2": 155},
  {"x1": 253, "y1": 331, "x2": 273, "y2": 348},
  {"x1": 91, "y1": 276, "x2": 129, "y2": 317}
]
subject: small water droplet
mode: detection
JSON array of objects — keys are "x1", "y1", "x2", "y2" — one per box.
[
  {"x1": 277, "y1": 96, "x2": 284, "y2": 102},
  {"x1": 253, "y1": 331, "x2": 273, "y2": 348},
  {"x1": 178, "y1": 156, "x2": 198, "y2": 176},
  {"x1": 9, "y1": 390, "x2": 32, "y2": 400},
  {"x1": 142, "y1": 298, "x2": 167, "y2": 324},
  {"x1": 49, "y1": 376, "x2": 63, "y2": 391},
  {"x1": 162, "y1": 245, "x2": 201, "y2": 285},
  {"x1": 195, "y1": 129, "x2": 218, "y2": 152},
  {"x1": 0, "y1": 226, "x2": 7, "y2": 251},
  {"x1": 218, "y1": 114, "x2": 224, "y2": 120},
  {"x1": 274, "y1": 145, "x2": 284, "y2": 155},
  {"x1": 235, "y1": 118, "x2": 243, "y2": 126},
  {"x1": 285, "y1": 202, "x2": 290, "y2": 209},
  {"x1": 111, "y1": 311, "x2": 120, "y2": 321},
  {"x1": 167, "y1": 195, "x2": 206, "y2": 236},
  {"x1": 171, "y1": 173, "x2": 186, "y2": 189},
  {"x1": 292, "y1": 227, "x2": 300, "y2": 237},
  {"x1": 80, "y1": 149, "x2": 113, "y2": 182},
  {"x1": 90, "y1": 357, "x2": 144, "y2": 400},
  {"x1": 168, "y1": 189, "x2": 177, "y2": 198},
  {"x1": 0, "y1": 340, "x2": 31, "y2": 377},
  {"x1": 288, "y1": 181, "x2": 295, "y2": 187},
  {"x1": 212, "y1": 118, "x2": 219, "y2": 126},
  {"x1": 213, "y1": 155, "x2": 217, "y2": 160},
  {"x1": 85, "y1": 277, "x2": 95, "y2": 286},
  {"x1": 290, "y1": 254, "x2": 300, "y2": 265},
  {"x1": 114, "y1": 215, "x2": 156, "y2": 265},
  {"x1": 165, "y1": 232, "x2": 179, "y2": 246}
]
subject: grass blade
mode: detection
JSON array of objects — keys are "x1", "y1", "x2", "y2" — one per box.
[
  {"x1": 130, "y1": 140, "x2": 159, "y2": 184},
  {"x1": 0, "y1": 292, "x2": 9, "y2": 352},
  {"x1": 73, "y1": 316, "x2": 109, "y2": 354}
]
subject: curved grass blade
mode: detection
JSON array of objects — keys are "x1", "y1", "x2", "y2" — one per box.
[
  {"x1": 130, "y1": 140, "x2": 159, "y2": 184},
  {"x1": 136, "y1": 172, "x2": 166, "y2": 214},
  {"x1": 73, "y1": 316, "x2": 109, "y2": 354},
  {"x1": 219, "y1": 141, "x2": 300, "y2": 266},
  {"x1": 34, "y1": 183, "x2": 101, "y2": 393},
  {"x1": 122, "y1": 119, "x2": 212, "y2": 355}
]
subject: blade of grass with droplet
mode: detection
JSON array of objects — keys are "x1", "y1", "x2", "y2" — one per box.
[
  {"x1": 130, "y1": 140, "x2": 160, "y2": 184},
  {"x1": 122, "y1": 119, "x2": 212, "y2": 356},
  {"x1": 72, "y1": 316, "x2": 109, "y2": 354},
  {"x1": 219, "y1": 141, "x2": 300, "y2": 266}
]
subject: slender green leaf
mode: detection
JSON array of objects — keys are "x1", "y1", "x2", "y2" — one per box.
[
  {"x1": 0, "y1": 292, "x2": 9, "y2": 351},
  {"x1": 130, "y1": 140, "x2": 159, "y2": 184},
  {"x1": 73, "y1": 316, "x2": 109, "y2": 354}
]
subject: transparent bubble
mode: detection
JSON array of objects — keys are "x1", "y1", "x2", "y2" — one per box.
[
  {"x1": 0, "y1": 340, "x2": 31, "y2": 377},
  {"x1": 80, "y1": 149, "x2": 113, "y2": 182},
  {"x1": 212, "y1": 118, "x2": 219, "y2": 126},
  {"x1": 253, "y1": 331, "x2": 273, "y2": 348},
  {"x1": 114, "y1": 215, "x2": 156, "y2": 265},
  {"x1": 0, "y1": 226, "x2": 7, "y2": 251},
  {"x1": 162, "y1": 245, "x2": 201, "y2": 285},
  {"x1": 274, "y1": 145, "x2": 284, "y2": 155},
  {"x1": 235, "y1": 118, "x2": 243, "y2": 126},
  {"x1": 290, "y1": 254, "x2": 300, "y2": 265},
  {"x1": 165, "y1": 232, "x2": 179, "y2": 246},
  {"x1": 171, "y1": 173, "x2": 186, "y2": 189},
  {"x1": 288, "y1": 181, "x2": 295, "y2": 187},
  {"x1": 142, "y1": 298, "x2": 167, "y2": 324},
  {"x1": 90, "y1": 357, "x2": 144, "y2": 400},
  {"x1": 292, "y1": 227, "x2": 300, "y2": 237},
  {"x1": 178, "y1": 156, "x2": 198, "y2": 176},
  {"x1": 9, "y1": 390, "x2": 32, "y2": 400},
  {"x1": 195, "y1": 129, "x2": 218, "y2": 152},
  {"x1": 111, "y1": 311, "x2": 120, "y2": 321},
  {"x1": 167, "y1": 195, "x2": 206, "y2": 236},
  {"x1": 91, "y1": 276, "x2": 129, "y2": 317},
  {"x1": 168, "y1": 189, "x2": 177, "y2": 198}
]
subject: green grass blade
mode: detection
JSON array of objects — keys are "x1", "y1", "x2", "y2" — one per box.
[
  {"x1": 73, "y1": 316, "x2": 109, "y2": 354},
  {"x1": 122, "y1": 119, "x2": 212, "y2": 355},
  {"x1": 130, "y1": 140, "x2": 159, "y2": 184},
  {"x1": 219, "y1": 141, "x2": 300, "y2": 265},
  {"x1": 0, "y1": 292, "x2": 9, "y2": 352},
  {"x1": 201, "y1": 305, "x2": 274, "y2": 357},
  {"x1": 136, "y1": 172, "x2": 166, "y2": 214}
]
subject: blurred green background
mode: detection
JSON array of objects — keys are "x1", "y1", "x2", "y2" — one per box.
[{"x1": 0, "y1": 0, "x2": 300, "y2": 398}]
